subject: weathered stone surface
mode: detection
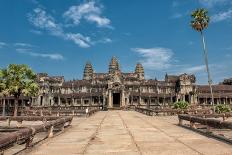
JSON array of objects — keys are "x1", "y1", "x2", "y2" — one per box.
[{"x1": 26, "y1": 111, "x2": 232, "y2": 155}]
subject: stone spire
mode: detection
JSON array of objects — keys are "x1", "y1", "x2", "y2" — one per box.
[
  {"x1": 109, "y1": 56, "x2": 120, "y2": 74},
  {"x1": 135, "y1": 63, "x2": 144, "y2": 80},
  {"x1": 83, "y1": 62, "x2": 93, "y2": 80}
]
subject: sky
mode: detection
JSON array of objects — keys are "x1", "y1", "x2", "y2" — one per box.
[{"x1": 0, "y1": 0, "x2": 232, "y2": 84}]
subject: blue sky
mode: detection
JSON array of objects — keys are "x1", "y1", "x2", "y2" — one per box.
[{"x1": 0, "y1": 0, "x2": 232, "y2": 84}]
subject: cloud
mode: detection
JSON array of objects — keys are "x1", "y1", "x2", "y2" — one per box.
[
  {"x1": 93, "y1": 38, "x2": 112, "y2": 44},
  {"x1": 30, "y1": 29, "x2": 42, "y2": 35},
  {"x1": 14, "y1": 43, "x2": 34, "y2": 48},
  {"x1": 65, "y1": 33, "x2": 91, "y2": 48},
  {"x1": 85, "y1": 14, "x2": 111, "y2": 28},
  {"x1": 16, "y1": 48, "x2": 32, "y2": 52},
  {"x1": 172, "y1": 1, "x2": 179, "y2": 7},
  {"x1": 0, "y1": 42, "x2": 7, "y2": 48},
  {"x1": 211, "y1": 9, "x2": 232, "y2": 22},
  {"x1": 180, "y1": 65, "x2": 205, "y2": 74},
  {"x1": 18, "y1": 50, "x2": 64, "y2": 60},
  {"x1": 132, "y1": 47, "x2": 174, "y2": 70},
  {"x1": 63, "y1": 1, "x2": 112, "y2": 28},
  {"x1": 199, "y1": 0, "x2": 230, "y2": 7},
  {"x1": 28, "y1": 7, "x2": 63, "y2": 36},
  {"x1": 28, "y1": 7, "x2": 92, "y2": 48},
  {"x1": 171, "y1": 13, "x2": 183, "y2": 19}
]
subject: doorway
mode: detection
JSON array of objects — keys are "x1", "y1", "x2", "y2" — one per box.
[{"x1": 113, "y1": 93, "x2": 120, "y2": 107}]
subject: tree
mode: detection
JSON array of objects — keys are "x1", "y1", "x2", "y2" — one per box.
[
  {"x1": 0, "y1": 69, "x2": 9, "y2": 116},
  {"x1": 190, "y1": 8, "x2": 215, "y2": 112},
  {"x1": 0, "y1": 64, "x2": 39, "y2": 116},
  {"x1": 173, "y1": 101, "x2": 189, "y2": 110},
  {"x1": 215, "y1": 104, "x2": 231, "y2": 114}
]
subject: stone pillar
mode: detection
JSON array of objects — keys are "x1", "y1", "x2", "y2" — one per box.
[
  {"x1": 108, "y1": 90, "x2": 112, "y2": 108},
  {"x1": 48, "y1": 126, "x2": 54, "y2": 138},
  {"x1": 2, "y1": 99, "x2": 5, "y2": 116},
  {"x1": 72, "y1": 98, "x2": 74, "y2": 106},
  {"x1": 81, "y1": 97, "x2": 83, "y2": 105},
  {"x1": 121, "y1": 90, "x2": 125, "y2": 107},
  {"x1": 103, "y1": 97, "x2": 106, "y2": 107},
  {"x1": 58, "y1": 97, "x2": 61, "y2": 106},
  {"x1": 65, "y1": 98, "x2": 68, "y2": 106}
]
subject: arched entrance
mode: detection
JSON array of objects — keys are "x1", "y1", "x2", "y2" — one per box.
[{"x1": 113, "y1": 93, "x2": 120, "y2": 107}]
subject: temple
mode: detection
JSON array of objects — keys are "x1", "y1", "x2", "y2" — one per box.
[{"x1": 3, "y1": 57, "x2": 232, "y2": 109}]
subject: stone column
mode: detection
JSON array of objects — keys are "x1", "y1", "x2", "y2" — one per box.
[
  {"x1": 108, "y1": 90, "x2": 112, "y2": 108},
  {"x1": 103, "y1": 96, "x2": 106, "y2": 107},
  {"x1": 121, "y1": 90, "x2": 125, "y2": 107},
  {"x1": 72, "y1": 98, "x2": 74, "y2": 106},
  {"x1": 81, "y1": 97, "x2": 83, "y2": 105},
  {"x1": 58, "y1": 96, "x2": 61, "y2": 106}
]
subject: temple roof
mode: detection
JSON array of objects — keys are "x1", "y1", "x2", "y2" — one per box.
[
  {"x1": 62, "y1": 80, "x2": 91, "y2": 88},
  {"x1": 197, "y1": 85, "x2": 232, "y2": 93},
  {"x1": 165, "y1": 74, "x2": 179, "y2": 83}
]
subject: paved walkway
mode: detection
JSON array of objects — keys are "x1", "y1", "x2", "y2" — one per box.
[{"x1": 26, "y1": 111, "x2": 232, "y2": 155}]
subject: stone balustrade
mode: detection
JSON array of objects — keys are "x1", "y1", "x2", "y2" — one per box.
[{"x1": 0, "y1": 116, "x2": 73, "y2": 154}]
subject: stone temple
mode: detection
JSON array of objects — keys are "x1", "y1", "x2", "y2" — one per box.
[{"x1": 6, "y1": 57, "x2": 232, "y2": 108}]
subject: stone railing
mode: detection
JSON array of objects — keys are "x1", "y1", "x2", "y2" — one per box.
[
  {"x1": 20, "y1": 105, "x2": 101, "y2": 117},
  {"x1": 178, "y1": 114, "x2": 232, "y2": 129},
  {"x1": 178, "y1": 114, "x2": 232, "y2": 143},
  {"x1": 135, "y1": 107, "x2": 211, "y2": 116},
  {"x1": 0, "y1": 105, "x2": 101, "y2": 116},
  {"x1": 0, "y1": 116, "x2": 73, "y2": 154}
]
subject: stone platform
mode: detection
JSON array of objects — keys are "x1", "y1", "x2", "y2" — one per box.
[{"x1": 24, "y1": 111, "x2": 232, "y2": 155}]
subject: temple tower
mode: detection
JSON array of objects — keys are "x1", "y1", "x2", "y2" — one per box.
[
  {"x1": 135, "y1": 63, "x2": 145, "y2": 80},
  {"x1": 109, "y1": 56, "x2": 120, "y2": 74},
  {"x1": 83, "y1": 62, "x2": 94, "y2": 80}
]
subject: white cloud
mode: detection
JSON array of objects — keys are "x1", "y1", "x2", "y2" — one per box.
[
  {"x1": 172, "y1": 1, "x2": 179, "y2": 7},
  {"x1": 199, "y1": 0, "x2": 230, "y2": 7},
  {"x1": 16, "y1": 48, "x2": 31, "y2": 52},
  {"x1": 211, "y1": 9, "x2": 232, "y2": 22},
  {"x1": 181, "y1": 65, "x2": 205, "y2": 74},
  {"x1": 0, "y1": 42, "x2": 7, "y2": 48},
  {"x1": 28, "y1": 7, "x2": 92, "y2": 48},
  {"x1": 93, "y1": 38, "x2": 112, "y2": 44},
  {"x1": 85, "y1": 14, "x2": 111, "y2": 28},
  {"x1": 14, "y1": 43, "x2": 34, "y2": 47},
  {"x1": 65, "y1": 33, "x2": 91, "y2": 48},
  {"x1": 171, "y1": 13, "x2": 183, "y2": 19},
  {"x1": 63, "y1": 1, "x2": 112, "y2": 28},
  {"x1": 18, "y1": 50, "x2": 64, "y2": 60},
  {"x1": 30, "y1": 29, "x2": 42, "y2": 35},
  {"x1": 132, "y1": 47, "x2": 174, "y2": 70},
  {"x1": 28, "y1": 8, "x2": 62, "y2": 36}
]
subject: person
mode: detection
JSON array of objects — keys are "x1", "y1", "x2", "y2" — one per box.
[{"x1": 86, "y1": 108, "x2": 89, "y2": 117}]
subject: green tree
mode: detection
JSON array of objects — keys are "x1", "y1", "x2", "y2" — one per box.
[
  {"x1": 191, "y1": 8, "x2": 215, "y2": 112},
  {"x1": 173, "y1": 101, "x2": 189, "y2": 110},
  {"x1": 215, "y1": 104, "x2": 231, "y2": 114},
  {"x1": 0, "y1": 69, "x2": 9, "y2": 116},
  {"x1": 0, "y1": 64, "x2": 39, "y2": 116}
]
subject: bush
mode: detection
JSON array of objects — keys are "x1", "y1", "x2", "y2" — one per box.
[
  {"x1": 173, "y1": 101, "x2": 189, "y2": 110},
  {"x1": 215, "y1": 104, "x2": 231, "y2": 114}
]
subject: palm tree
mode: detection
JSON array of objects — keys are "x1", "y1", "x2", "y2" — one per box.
[
  {"x1": 0, "y1": 69, "x2": 9, "y2": 116},
  {"x1": 191, "y1": 8, "x2": 215, "y2": 112},
  {"x1": 0, "y1": 64, "x2": 39, "y2": 116}
]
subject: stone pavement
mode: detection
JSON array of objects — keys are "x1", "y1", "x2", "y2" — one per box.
[{"x1": 25, "y1": 111, "x2": 232, "y2": 155}]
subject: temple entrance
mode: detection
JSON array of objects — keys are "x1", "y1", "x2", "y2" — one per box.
[{"x1": 113, "y1": 93, "x2": 120, "y2": 107}]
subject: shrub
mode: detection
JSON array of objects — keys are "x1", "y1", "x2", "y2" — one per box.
[
  {"x1": 215, "y1": 104, "x2": 231, "y2": 114},
  {"x1": 173, "y1": 101, "x2": 189, "y2": 110}
]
